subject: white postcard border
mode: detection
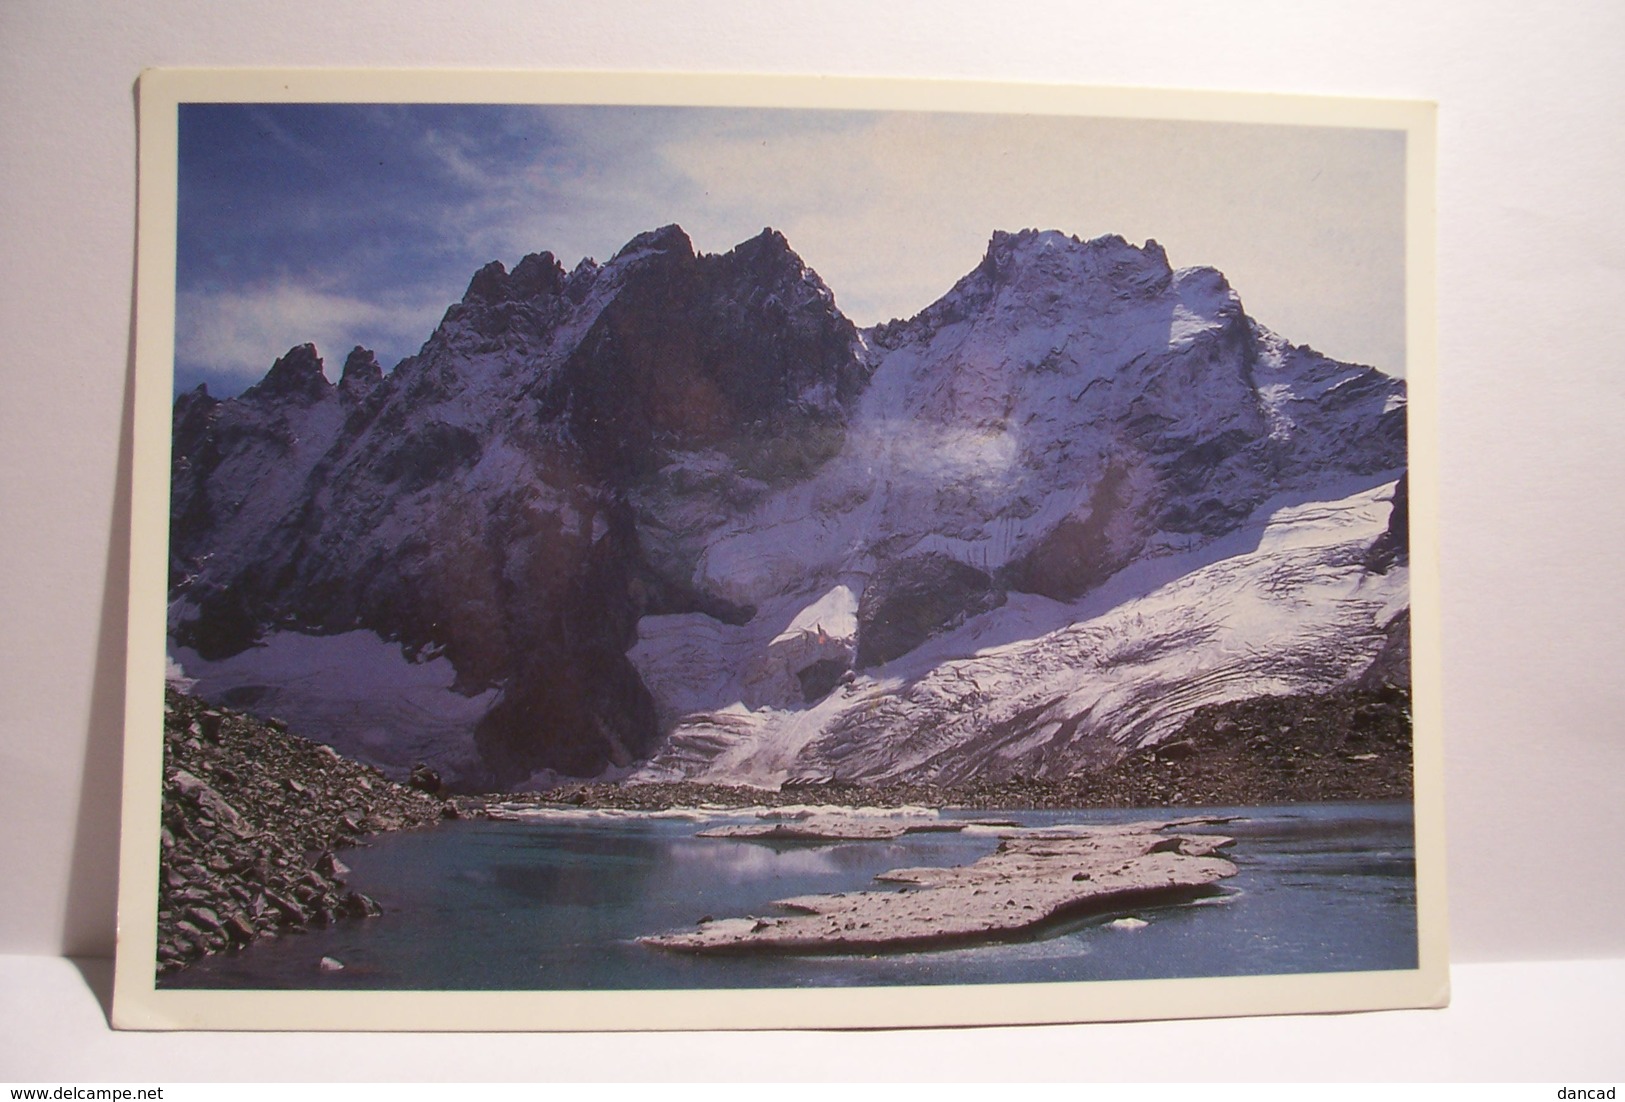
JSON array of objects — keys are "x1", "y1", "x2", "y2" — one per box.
[{"x1": 115, "y1": 67, "x2": 1445, "y2": 1031}]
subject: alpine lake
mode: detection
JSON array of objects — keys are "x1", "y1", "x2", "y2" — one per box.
[{"x1": 162, "y1": 799, "x2": 1417, "y2": 991}]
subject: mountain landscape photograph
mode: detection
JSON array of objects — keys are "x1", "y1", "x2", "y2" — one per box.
[{"x1": 119, "y1": 76, "x2": 1442, "y2": 1028}]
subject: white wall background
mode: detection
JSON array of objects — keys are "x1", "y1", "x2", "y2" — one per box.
[{"x1": 3, "y1": 0, "x2": 1622, "y2": 990}]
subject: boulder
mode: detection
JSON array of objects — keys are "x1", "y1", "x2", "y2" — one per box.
[{"x1": 407, "y1": 762, "x2": 444, "y2": 795}]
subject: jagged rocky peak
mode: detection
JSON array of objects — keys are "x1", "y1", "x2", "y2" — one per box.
[
  {"x1": 613, "y1": 222, "x2": 695, "y2": 262},
  {"x1": 173, "y1": 381, "x2": 219, "y2": 420},
  {"x1": 508, "y1": 251, "x2": 567, "y2": 299},
  {"x1": 736, "y1": 224, "x2": 791, "y2": 254},
  {"x1": 461, "y1": 259, "x2": 509, "y2": 303},
  {"x1": 977, "y1": 229, "x2": 1175, "y2": 291},
  {"x1": 543, "y1": 223, "x2": 865, "y2": 480},
  {"x1": 169, "y1": 220, "x2": 1410, "y2": 791},
  {"x1": 242, "y1": 342, "x2": 333, "y2": 404},
  {"x1": 709, "y1": 227, "x2": 798, "y2": 281},
  {"x1": 603, "y1": 224, "x2": 831, "y2": 309},
  {"x1": 563, "y1": 256, "x2": 601, "y2": 301},
  {"x1": 424, "y1": 251, "x2": 577, "y2": 357},
  {"x1": 338, "y1": 346, "x2": 384, "y2": 393},
  {"x1": 703, "y1": 227, "x2": 848, "y2": 324},
  {"x1": 167, "y1": 223, "x2": 873, "y2": 784},
  {"x1": 873, "y1": 229, "x2": 1185, "y2": 346},
  {"x1": 461, "y1": 251, "x2": 569, "y2": 304}
]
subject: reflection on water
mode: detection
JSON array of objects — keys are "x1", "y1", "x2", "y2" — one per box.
[
  {"x1": 663, "y1": 836, "x2": 898, "y2": 881},
  {"x1": 167, "y1": 802, "x2": 1418, "y2": 991}
]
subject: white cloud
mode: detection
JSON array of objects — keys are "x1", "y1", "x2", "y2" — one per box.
[
  {"x1": 179, "y1": 105, "x2": 1409, "y2": 392},
  {"x1": 647, "y1": 111, "x2": 1407, "y2": 373},
  {"x1": 176, "y1": 283, "x2": 440, "y2": 385}
]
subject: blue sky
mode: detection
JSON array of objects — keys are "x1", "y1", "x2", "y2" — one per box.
[{"x1": 175, "y1": 102, "x2": 1407, "y2": 396}]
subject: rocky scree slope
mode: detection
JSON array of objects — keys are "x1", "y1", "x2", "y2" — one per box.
[
  {"x1": 170, "y1": 226, "x2": 1408, "y2": 790},
  {"x1": 157, "y1": 687, "x2": 461, "y2": 976}
]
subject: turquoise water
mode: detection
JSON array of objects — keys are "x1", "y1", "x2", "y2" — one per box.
[{"x1": 165, "y1": 801, "x2": 1418, "y2": 990}]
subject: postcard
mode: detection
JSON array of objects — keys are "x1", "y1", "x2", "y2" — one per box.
[{"x1": 113, "y1": 69, "x2": 1446, "y2": 1029}]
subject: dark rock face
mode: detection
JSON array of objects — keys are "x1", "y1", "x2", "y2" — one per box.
[
  {"x1": 1357, "y1": 608, "x2": 1412, "y2": 692},
  {"x1": 156, "y1": 688, "x2": 460, "y2": 977},
  {"x1": 1000, "y1": 465, "x2": 1143, "y2": 602},
  {"x1": 168, "y1": 225, "x2": 863, "y2": 784},
  {"x1": 1365, "y1": 471, "x2": 1410, "y2": 574},
  {"x1": 541, "y1": 227, "x2": 864, "y2": 482},
  {"x1": 373, "y1": 422, "x2": 483, "y2": 493},
  {"x1": 856, "y1": 553, "x2": 1006, "y2": 669},
  {"x1": 797, "y1": 658, "x2": 851, "y2": 704},
  {"x1": 1356, "y1": 478, "x2": 1411, "y2": 693}
]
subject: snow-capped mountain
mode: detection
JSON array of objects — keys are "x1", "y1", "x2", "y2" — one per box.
[{"x1": 169, "y1": 225, "x2": 1407, "y2": 790}]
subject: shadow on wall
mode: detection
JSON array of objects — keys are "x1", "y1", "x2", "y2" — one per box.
[{"x1": 60, "y1": 231, "x2": 138, "y2": 1022}]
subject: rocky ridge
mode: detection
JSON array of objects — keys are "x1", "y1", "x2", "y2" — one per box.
[
  {"x1": 169, "y1": 226, "x2": 863, "y2": 787},
  {"x1": 170, "y1": 224, "x2": 1409, "y2": 791},
  {"x1": 157, "y1": 687, "x2": 472, "y2": 976}
]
